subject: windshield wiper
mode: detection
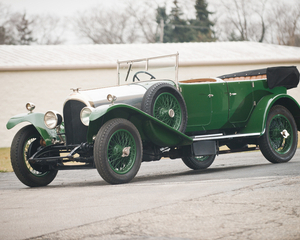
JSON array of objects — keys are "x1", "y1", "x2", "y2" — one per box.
[{"x1": 125, "y1": 63, "x2": 132, "y2": 82}]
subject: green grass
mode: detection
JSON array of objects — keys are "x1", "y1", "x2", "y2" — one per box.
[{"x1": 0, "y1": 148, "x2": 12, "y2": 172}]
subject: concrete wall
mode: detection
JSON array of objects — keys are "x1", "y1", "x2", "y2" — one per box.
[
  {"x1": 2, "y1": 62, "x2": 300, "y2": 147},
  {"x1": 1, "y1": 68, "x2": 117, "y2": 147}
]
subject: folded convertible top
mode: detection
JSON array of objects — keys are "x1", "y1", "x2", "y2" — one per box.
[{"x1": 218, "y1": 66, "x2": 300, "y2": 89}]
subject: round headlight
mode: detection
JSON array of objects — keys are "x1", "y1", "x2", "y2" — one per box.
[
  {"x1": 44, "y1": 111, "x2": 62, "y2": 129},
  {"x1": 80, "y1": 107, "x2": 94, "y2": 126}
]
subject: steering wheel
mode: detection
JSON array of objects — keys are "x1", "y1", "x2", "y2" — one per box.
[{"x1": 132, "y1": 71, "x2": 156, "y2": 82}]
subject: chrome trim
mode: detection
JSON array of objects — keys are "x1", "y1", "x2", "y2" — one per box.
[
  {"x1": 63, "y1": 91, "x2": 92, "y2": 108},
  {"x1": 193, "y1": 133, "x2": 223, "y2": 139},
  {"x1": 26, "y1": 102, "x2": 35, "y2": 112},
  {"x1": 107, "y1": 94, "x2": 117, "y2": 105},
  {"x1": 80, "y1": 85, "x2": 147, "y2": 109},
  {"x1": 70, "y1": 88, "x2": 81, "y2": 93},
  {"x1": 117, "y1": 53, "x2": 179, "y2": 65},
  {"x1": 80, "y1": 107, "x2": 95, "y2": 126},
  {"x1": 193, "y1": 133, "x2": 261, "y2": 141},
  {"x1": 44, "y1": 110, "x2": 63, "y2": 129},
  {"x1": 117, "y1": 53, "x2": 179, "y2": 86}
]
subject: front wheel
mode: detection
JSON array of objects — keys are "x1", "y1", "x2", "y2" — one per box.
[
  {"x1": 10, "y1": 125, "x2": 58, "y2": 187},
  {"x1": 182, "y1": 155, "x2": 216, "y2": 170},
  {"x1": 259, "y1": 105, "x2": 298, "y2": 163},
  {"x1": 94, "y1": 118, "x2": 142, "y2": 184}
]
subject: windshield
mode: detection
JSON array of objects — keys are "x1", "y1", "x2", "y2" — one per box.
[{"x1": 117, "y1": 53, "x2": 178, "y2": 85}]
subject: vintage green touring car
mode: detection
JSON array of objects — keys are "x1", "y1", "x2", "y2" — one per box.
[{"x1": 7, "y1": 54, "x2": 300, "y2": 187}]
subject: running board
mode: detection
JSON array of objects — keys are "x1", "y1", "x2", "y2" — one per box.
[{"x1": 192, "y1": 132, "x2": 261, "y2": 141}]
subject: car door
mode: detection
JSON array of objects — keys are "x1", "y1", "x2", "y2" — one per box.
[
  {"x1": 209, "y1": 81, "x2": 229, "y2": 129},
  {"x1": 180, "y1": 83, "x2": 212, "y2": 127},
  {"x1": 227, "y1": 81, "x2": 254, "y2": 123}
]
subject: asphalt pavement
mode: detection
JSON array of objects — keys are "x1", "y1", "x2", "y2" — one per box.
[{"x1": 1, "y1": 150, "x2": 300, "y2": 240}]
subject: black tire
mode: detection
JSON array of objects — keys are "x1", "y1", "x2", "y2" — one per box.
[
  {"x1": 259, "y1": 105, "x2": 298, "y2": 163},
  {"x1": 10, "y1": 125, "x2": 58, "y2": 187},
  {"x1": 94, "y1": 118, "x2": 142, "y2": 184},
  {"x1": 182, "y1": 155, "x2": 216, "y2": 170},
  {"x1": 141, "y1": 82, "x2": 188, "y2": 133}
]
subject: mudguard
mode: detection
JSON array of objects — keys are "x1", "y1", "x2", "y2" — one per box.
[
  {"x1": 87, "y1": 103, "x2": 193, "y2": 147},
  {"x1": 6, "y1": 112, "x2": 58, "y2": 146},
  {"x1": 240, "y1": 94, "x2": 300, "y2": 135}
]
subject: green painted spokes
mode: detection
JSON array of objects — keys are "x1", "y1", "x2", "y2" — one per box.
[
  {"x1": 268, "y1": 114, "x2": 293, "y2": 154},
  {"x1": 153, "y1": 92, "x2": 182, "y2": 130},
  {"x1": 107, "y1": 129, "x2": 136, "y2": 174},
  {"x1": 24, "y1": 138, "x2": 47, "y2": 177}
]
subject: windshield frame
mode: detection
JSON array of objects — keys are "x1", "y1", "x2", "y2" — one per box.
[{"x1": 117, "y1": 53, "x2": 179, "y2": 86}]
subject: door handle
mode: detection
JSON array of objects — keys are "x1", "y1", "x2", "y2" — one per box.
[{"x1": 230, "y1": 93, "x2": 237, "y2": 96}]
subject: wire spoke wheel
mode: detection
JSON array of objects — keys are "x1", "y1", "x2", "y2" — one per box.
[
  {"x1": 107, "y1": 129, "x2": 136, "y2": 174},
  {"x1": 23, "y1": 137, "x2": 48, "y2": 177},
  {"x1": 10, "y1": 125, "x2": 58, "y2": 187},
  {"x1": 259, "y1": 105, "x2": 297, "y2": 163},
  {"x1": 269, "y1": 114, "x2": 292, "y2": 154},
  {"x1": 94, "y1": 118, "x2": 142, "y2": 184},
  {"x1": 153, "y1": 92, "x2": 182, "y2": 130}
]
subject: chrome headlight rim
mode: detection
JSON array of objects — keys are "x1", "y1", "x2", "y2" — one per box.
[
  {"x1": 26, "y1": 102, "x2": 35, "y2": 112},
  {"x1": 44, "y1": 110, "x2": 63, "y2": 129},
  {"x1": 80, "y1": 107, "x2": 94, "y2": 126}
]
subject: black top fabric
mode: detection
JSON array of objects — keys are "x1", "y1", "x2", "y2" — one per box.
[
  {"x1": 266, "y1": 66, "x2": 299, "y2": 89},
  {"x1": 218, "y1": 68, "x2": 267, "y2": 79},
  {"x1": 218, "y1": 66, "x2": 299, "y2": 90}
]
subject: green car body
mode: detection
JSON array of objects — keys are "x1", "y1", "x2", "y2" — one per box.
[{"x1": 180, "y1": 79, "x2": 300, "y2": 134}]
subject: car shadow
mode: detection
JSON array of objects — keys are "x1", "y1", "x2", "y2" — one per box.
[
  {"x1": 45, "y1": 161, "x2": 282, "y2": 188},
  {"x1": 132, "y1": 162, "x2": 273, "y2": 184}
]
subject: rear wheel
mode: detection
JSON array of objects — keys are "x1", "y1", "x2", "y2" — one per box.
[
  {"x1": 259, "y1": 105, "x2": 297, "y2": 163},
  {"x1": 94, "y1": 118, "x2": 142, "y2": 184},
  {"x1": 11, "y1": 125, "x2": 58, "y2": 187},
  {"x1": 182, "y1": 155, "x2": 216, "y2": 170},
  {"x1": 142, "y1": 82, "x2": 187, "y2": 133}
]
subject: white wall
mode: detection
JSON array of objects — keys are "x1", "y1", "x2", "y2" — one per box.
[
  {"x1": 2, "y1": 62, "x2": 300, "y2": 147},
  {"x1": 1, "y1": 68, "x2": 117, "y2": 147}
]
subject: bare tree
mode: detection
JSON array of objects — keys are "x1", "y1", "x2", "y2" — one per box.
[
  {"x1": 31, "y1": 14, "x2": 66, "y2": 45},
  {"x1": 0, "y1": 2, "x2": 65, "y2": 45},
  {"x1": 268, "y1": 0, "x2": 300, "y2": 46},
  {"x1": 215, "y1": 0, "x2": 268, "y2": 42},
  {"x1": 127, "y1": 2, "x2": 158, "y2": 43},
  {"x1": 73, "y1": 5, "x2": 141, "y2": 44},
  {"x1": 12, "y1": 12, "x2": 36, "y2": 45},
  {"x1": 0, "y1": 3, "x2": 16, "y2": 44}
]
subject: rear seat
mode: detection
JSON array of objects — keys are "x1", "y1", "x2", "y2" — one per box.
[
  {"x1": 222, "y1": 74, "x2": 267, "y2": 81},
  {"x1": 179, "y1": 78, "x2": 217, "y2": 83}
]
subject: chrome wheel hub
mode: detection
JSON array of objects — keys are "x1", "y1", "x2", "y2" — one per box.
[
  {"x1": 281, "y1": 129, "x2": 290, "y2": 139},
  {"x1": 168, "y1": 109, "x2": 175, "y2": 118},
  {"x1": 122, "y1": 147, "x2": 131, "y2": 157}
]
